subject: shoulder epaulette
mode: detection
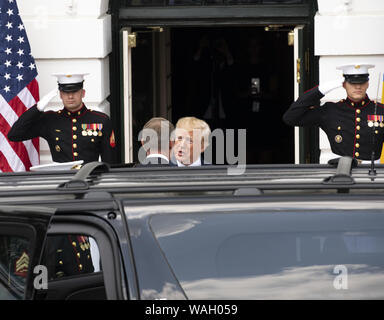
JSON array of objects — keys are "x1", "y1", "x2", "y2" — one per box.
[
  {"x1": 44, "y1": 110, "x2": 59, "y2": 114},
  {"x1": 88, "y1": 109, "x2": 109, "y2": 119}
]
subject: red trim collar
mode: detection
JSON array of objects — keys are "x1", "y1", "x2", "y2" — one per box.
[
  {"x1": 344, "y1": 95, "x2": 371, "y2": 109},
  {"x1": 63, "y1": 104, "x2": 87, "y2": 117}
]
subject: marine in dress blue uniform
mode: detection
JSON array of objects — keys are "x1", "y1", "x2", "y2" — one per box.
[
  {"x1": 45, "y1": 235, "x2": 95, "y2": 279},
  {"x1": 283, "y1": 64, "x2": 384, "y2": 161},
  {"x1": 8, "y1": 73, "x2": 116, "y2": 164}
]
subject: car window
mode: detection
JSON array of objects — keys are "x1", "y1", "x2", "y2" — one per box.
[
  {"x1": 42, "y1": 235, "x2": 101, "y2": 280},
  {"x1": 150, "y1": 210, "x2": 384, "y2": 299},
  {"x1": 0, "y1": 235, "x2": 30, "y2": 300}
]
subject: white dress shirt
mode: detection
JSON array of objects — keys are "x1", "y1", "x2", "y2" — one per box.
[{"x1": 176, "y1": 156, "x2": 202, "y2": 167}]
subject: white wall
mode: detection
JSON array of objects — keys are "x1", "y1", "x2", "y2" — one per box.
[
  {"x1": 17, "y1": 0, "x2": 111, "y2": 164},
  {"x1": 315, "y1": 0, "x2": 384, "y2": 163},
  {"x1": 19, "y1": 0, "x2": 384, "y2": 165}
]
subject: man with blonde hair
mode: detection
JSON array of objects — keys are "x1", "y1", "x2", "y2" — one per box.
[{"x1": 172, "y1": 116, "x2": 211, "y2": 166}]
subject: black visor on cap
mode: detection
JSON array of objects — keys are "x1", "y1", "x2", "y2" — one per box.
[
  {"x1": 344, "y1": 74, "x2": 369, "y2": 84},
  {"x1": 58, "y1": 81, "x2": 84, "y2": 92}
]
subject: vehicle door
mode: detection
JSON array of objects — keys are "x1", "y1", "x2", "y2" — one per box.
[
  {"x1": 0, "y1": 205, "x2": 55, "y2": 300},
  {"x1": 37, "y1": 210, "x2": 126, "y2": 301}
]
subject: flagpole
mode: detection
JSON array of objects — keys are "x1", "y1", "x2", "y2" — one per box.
[
  {"x1": 382, "y1": 73, "x2": 384, "y2": 104},
  {"x1": 379, "y1": 73, "x2": 384, "y2": 164}
]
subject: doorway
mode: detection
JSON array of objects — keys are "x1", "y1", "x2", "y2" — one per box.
[{"x1": 129, "y1": 26, "x2": 295, "y2": 164}]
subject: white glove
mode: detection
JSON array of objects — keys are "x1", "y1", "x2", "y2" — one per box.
[
  {"x1": 37, "y1": 89, "x2": 58, "y2": 112},
  {"x1": 318, "y1": 77, "x2": 344, "y2": 95}
]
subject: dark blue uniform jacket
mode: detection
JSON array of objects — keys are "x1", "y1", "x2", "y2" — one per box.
[
  {"x1": 8, "y1": 104, "x2": 116, "y2": 164},
  {"x1": 283, "y1": 87, "x2": 384, "y2": 160}
]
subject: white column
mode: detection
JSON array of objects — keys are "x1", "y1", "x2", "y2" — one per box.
[
  {"x1": 18, "y1": 0, "x2": 112, "y2": 164},
  {"x1": 315, "y1": 0, "x2": 384, "y2": 163}
]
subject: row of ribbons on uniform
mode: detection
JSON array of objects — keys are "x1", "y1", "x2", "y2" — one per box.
[{"x1": 81, "y1": 124, "x2": 103, "y2": 136}]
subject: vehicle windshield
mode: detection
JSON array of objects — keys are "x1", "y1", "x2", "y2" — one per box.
[{"x1": 150, "y1": 209, "x2": 384, "y2": 299}]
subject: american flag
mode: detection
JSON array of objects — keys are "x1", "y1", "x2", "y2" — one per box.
[{"x1": 0, "y1": 0, "x2": 39, "y2": 172}]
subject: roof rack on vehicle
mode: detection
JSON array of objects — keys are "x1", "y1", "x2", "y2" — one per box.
[
  {"x1": 57, "y1": 162, "x2": 110, "y2": 190},
  {"x1": 327, "y1": 156, "x2": 358, "y2": 168},
  {"x1": 5, "y1": 160, "x2": 384, "y2": 203},
  {"x1": 322, "y1": 156, "x2": 355, "y2": 185},
  {"x1": 233, "y1": 187, "x2": 263, "y2": 196}
]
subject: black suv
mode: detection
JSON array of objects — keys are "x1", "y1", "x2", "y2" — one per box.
[{"x1": 1, "y1": 158, "x2": 384, "y2": 300}]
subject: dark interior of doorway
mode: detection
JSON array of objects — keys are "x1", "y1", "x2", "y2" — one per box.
[
  {"x1": 171, "y1": 26, "x2": 295, "y2": 164},
  {"x1": 131, "y1": 26, "x2": 295, "y2": 164}
]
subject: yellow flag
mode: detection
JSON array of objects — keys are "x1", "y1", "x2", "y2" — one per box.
[{"x1": 380, "y1": 74, "x2": 384, "y2": 163}]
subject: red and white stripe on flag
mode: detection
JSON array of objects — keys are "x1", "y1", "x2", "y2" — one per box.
[{"x1": 0, "y1": 79, "x2": 40, "y2": 172}]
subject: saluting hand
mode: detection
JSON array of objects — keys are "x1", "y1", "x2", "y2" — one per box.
[
  {"x1": 37, "y1": 89, "x2": 58, "y2": 112},
  {"x1": 318, "y1": 77, "x2": 345, "y2": 95}
]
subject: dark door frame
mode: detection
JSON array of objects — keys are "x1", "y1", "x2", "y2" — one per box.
[{"x1": 109, "y1": 1, "x2": 319, "y2": 163}]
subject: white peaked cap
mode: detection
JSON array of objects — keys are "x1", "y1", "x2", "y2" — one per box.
[
  {"x1": 336, "y1": 64, "x2": 375, "y2": 75},
  {"x1": 52, "y1": 73, "x2": 89, "y2": 84}
]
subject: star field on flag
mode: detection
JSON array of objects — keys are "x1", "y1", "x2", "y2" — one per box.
[{"x1": 0, "y1": 0, "x2": 40, "y2": 172}]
